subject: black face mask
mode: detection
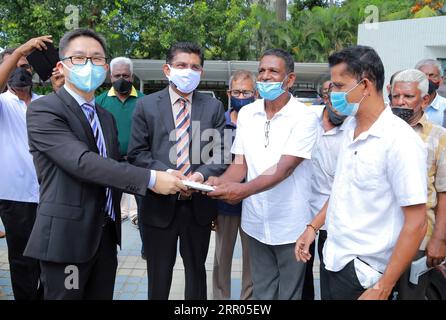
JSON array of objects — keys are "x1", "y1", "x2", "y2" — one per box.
[
  {"x1": 113, "y1": 78, "x2": 132, "y2": 94},
  {"x1": 429, "y1": 79, "x2": 440, "y2": 94},
  {"x1": 392, "y1": 107, "x2": 414, "y2": 123},
  {"x1": 326, "y1": 104, "x2": 347, "y2": 126}
]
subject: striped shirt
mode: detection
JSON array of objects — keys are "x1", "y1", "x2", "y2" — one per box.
[{"x1": 415, "y1": 114, "x2": 446, "y2": 249}]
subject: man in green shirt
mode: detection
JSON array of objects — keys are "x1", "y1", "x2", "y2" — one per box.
[
  {"x1": 96, "y1": 57, "x2": 144, "y2": 157},
  {"x1": 96, "y1": 57, "x2": 144, "y2": 232}
]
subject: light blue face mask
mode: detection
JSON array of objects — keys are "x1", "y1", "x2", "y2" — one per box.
[
  {"x1": 62, "y1": 61, "x2": 106, "y2": 92},
  {"x1": 330, "y1": 80, "x2": 366, "y2": 116},
  {"x1": 256, "y1": 75, "x2": 288, "y2": 101}
]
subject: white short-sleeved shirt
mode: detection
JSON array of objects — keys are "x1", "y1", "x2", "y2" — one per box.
[
  {"x1": 232, "y1": 96, "x2": 318, "y2": 245},
  {"x1": 0, "y1": 90, "x2": 41, "y2": 203},
  {"x1": 323, "y1": 106, "x2": 427, "y2": 273},
  {"x1": 309, "y1": 106, "x2": 347, "y2": 230}
]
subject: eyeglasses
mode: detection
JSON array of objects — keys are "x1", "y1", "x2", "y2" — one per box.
[
  {"x1": 170, "y1": 62, "x2": 203, "y2": 72},
  {"x1": 62, "y1": 56, "x2": 107, "y2": 66},
  {"x1": 425, "y1": 73, "x2": 442, "y2": 81},
  {"x1": 230, "y1": 90, "x2": 255, "y2": 98},
  {"x1": 264, "y1": 120, "x2": 270, "y2": 148}
]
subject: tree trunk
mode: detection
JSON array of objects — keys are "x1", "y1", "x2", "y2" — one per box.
[{"x1": 275, "y1": 0, "x2": 287, "y2": 21}]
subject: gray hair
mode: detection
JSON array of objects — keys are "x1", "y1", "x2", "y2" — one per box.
[
  {"x1": 415, "y1": 59, "x2": 444, "y2": 77},
  {"x1": 391, "y1": 69, "x2": 429, "y2": 97},
  {"x1": 110, "y1": 57, "x2": 133, "y2": 74},
  {"x1": 229, "y1": 70, "x2": 256, "y2": 90}
]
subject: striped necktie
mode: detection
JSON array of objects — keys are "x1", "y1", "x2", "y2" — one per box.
[
  {"x1": 175, "y1": 98, "x2": 191, "y2": 177},
  {"x1": 81, "y1": 103, "x2": 116, "y2": 221}
]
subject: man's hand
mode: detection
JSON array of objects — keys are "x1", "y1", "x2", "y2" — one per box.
[
  {"x1": 207, "y1": 182, "x2": 248, "y2": 205},
  {"x1": 358, "y1": 282, "x2": 393, "y2": 300},
  {"x1": 168, "y1": 169, "x2": 188, "y2": 180},
  {"x1": 204, "y1": 176, "x2": 223, "y2": 187},
  {"x1": 426, "y1": 236, "x2": 446, "y2": 267},
  {"x1": 153, "y1": 171, "x2": 187, "y2": 195},
  {"x1": 16, "y1": 35, "x2": 53, "y2": 57},
  {"x1": 295, "y1": 227, "x2": 317, "y2": 262},
  {"x1": 50, "y1": 67, "x2": 64, "y2": 92},
  {"x1": 180, "y1": 172, "x2": 204, "y2": 197}
]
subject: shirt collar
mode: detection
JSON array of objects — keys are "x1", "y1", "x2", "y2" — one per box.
[
  {"x1": 253, "y1": 95, "x2": 295, "y2": 118},
  {"x1": 346, "y1": 105, "x2": 391, "y2": 141},
  {"x1": 64, "y1": 84, "x2": 95, "y2": 107},
  {"x1": 414, "y1": 113, "x2": 431, "y2": 132},
  {"x1": 5, "y1": 89, "x2": 40, "y2": 103},
  {"x1": 107, "y1": 86, "x2": 138, "y2": 97},
  {"x1": 169, "y1": 86, "x2": 193, "y2": 106},
  {"x1": 429, "y1": 93, "x2": 440, "y2": 110}
]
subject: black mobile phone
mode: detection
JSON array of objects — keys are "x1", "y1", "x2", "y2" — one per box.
[{"x1": 27, "y1": 42, "x2": 59, "y2": 81}]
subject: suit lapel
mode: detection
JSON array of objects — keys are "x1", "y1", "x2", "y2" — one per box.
[
  {"x1": 157, "y1": 87, "x2": 176, "y2": 147},
  {"x1": 55, "y1": 87, "x2": 98, "y2": 152}
]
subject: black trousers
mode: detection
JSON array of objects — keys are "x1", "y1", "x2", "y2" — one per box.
[
  {"x1": 302, "y1": 230, "x2": 327, "y2": 300},
  {"x1": 142, "y1": 201, "x2": 212, "y2": 300},
  {"x1": 320, "y1": 259, "x2": 365, "y2": 300},
  {"x1": 39, "y1": 220, "x2": 118, "y2": 300},
  {"x1": 0, "y1": 200, "x2": 42, "y2": 300}
]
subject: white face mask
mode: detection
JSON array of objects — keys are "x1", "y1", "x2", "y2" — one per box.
[{"x1": 167, "y1": 65, "x2": 201, "y2": 94}]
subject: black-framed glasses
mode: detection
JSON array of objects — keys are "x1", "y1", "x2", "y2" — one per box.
[
  {"x1": 264, "y1": 120, "x2": 270, "y2": 148},
  {"x1": 62, "y1": 56, "x2": 107, "y2": 66},
  {"x1": 230, "y1": 89, "x2": 255, "y2": 98}
]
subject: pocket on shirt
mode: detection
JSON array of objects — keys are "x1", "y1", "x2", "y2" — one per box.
[{"x1": 352, "y1": 154, "x2": 380, "y2": 190}]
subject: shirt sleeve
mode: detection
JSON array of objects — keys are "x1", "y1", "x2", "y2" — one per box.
[
  {"x1": 147, "y1": 170, "x2": 157, "y2": 189},
  {"x1": 388, "y1": 129, "x2": 427, "y2": 207},
  {"x1": 282, "y1": 110, "x2": 319, "y2": 159}
]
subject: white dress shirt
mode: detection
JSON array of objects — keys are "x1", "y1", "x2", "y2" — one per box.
[
  {"x1": 309, "y1": 106, "x2": 347, "y2": 231},
  {"x1": 0, "y1": 90, "x2": 41, "y2": 203},
  {"x1": 232, "y1": 96, "x2": 318, "y2": 245},
  {"x1": 323, "y1": 106, "x2": 427, "y2": 274}
]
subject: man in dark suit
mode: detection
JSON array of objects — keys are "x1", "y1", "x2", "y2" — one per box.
[
  {"x1": 128, "y1": 42, "x2": 228, "y2": 300},
  {"x1": 25, "y1": 28, "x2": 186, "y2": 300}
]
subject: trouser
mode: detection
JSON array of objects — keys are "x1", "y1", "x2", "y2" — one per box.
[
  {"x1": 247, "y1": 234, "x2": 306, "y2": 300},
  {"x1": 212, "y1": 214, "x2": 253, "y2": 300},
  {"x1": 320, "y1": 259, "x2": 366, "y2": 300},
  {"x1": 302, "y1": 230, "x2": 327, "y2": 300},
  {"x1": 395, "y1": 250, "x2": 430, "y2": 300},
  {"x1": 0, "y1": 200, "x2": 42, "y2": 300},
  {"x1": 142, "y1": 201, "x2": 212, "y2": 300},
  {"x1": 39, "y1": 220, "x2": 118, "y2": 300}
]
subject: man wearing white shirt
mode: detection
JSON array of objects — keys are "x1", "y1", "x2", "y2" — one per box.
[
  {"x1": 415, "y1": 59, "x2": 446, "y2": 127},
  {"x1": 0, "y1": 36, "x2": 50, "y2": 300},
  {"x1": 302, "y1": 80, "x2": 348, "y2": 300},
  {"x1": 208, "y1": 49, "x2": 318, "y2": 300},
  {"x1": 296, "y1": 46, "x2": 428, "y2": 300}
]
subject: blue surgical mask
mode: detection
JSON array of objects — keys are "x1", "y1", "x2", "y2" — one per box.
[
  {"x1": 256, "y1": 76, "x2": 288, "y2": 101},
  {"x1": 167, "y1": 65, "x2": 201, "y2": 94},
  {"x1": 62, "y1": 61, "x2": 106, "y2": 92},
  {"x1": 330, "y1": 80, "x2": 366, "y2": 116},
  {"x1": 230, "y1": 96, "x2": 255, "y2": 112}
]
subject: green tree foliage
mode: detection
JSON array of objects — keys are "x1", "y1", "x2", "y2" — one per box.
[{"x1": 0, "y1": 0, "x2": 443, "y2": 63}]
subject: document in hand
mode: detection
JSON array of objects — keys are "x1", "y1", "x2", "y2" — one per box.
[{"x1": 183, "y1": 180, "x2": 215, "y2": 192}]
